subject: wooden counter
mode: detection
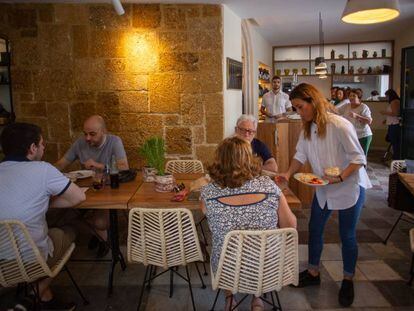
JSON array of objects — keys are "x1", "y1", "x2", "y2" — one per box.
[{"x1": 257, "y1": 119, "x2": 314, "y2": 205}]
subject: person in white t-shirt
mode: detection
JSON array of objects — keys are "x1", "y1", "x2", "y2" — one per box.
[
  {"x1": 0, "y1": 122, "x2": 86, "y2": 310},
  {"x1": 338, "y1": 89, "x2": 373, "y2": 155},
  {"x1": 260, "y1": 75, "x2": 292, "y2": 122},
  {"x1": 280, "y1": 83, "x2": 371, "y2": 308}
]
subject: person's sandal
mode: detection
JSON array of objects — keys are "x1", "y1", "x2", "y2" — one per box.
[
  {"x1": 251, "y1": 297, "x2": 264, "y2": 311},
  {"x1": 225, "y1": 294, "x2": 238, "y2": 311}
]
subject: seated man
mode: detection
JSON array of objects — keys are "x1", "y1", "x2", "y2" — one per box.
[
  {"x1": 235, "y1": 114, "x2": 278, "y2": 172},
  {"x1": 55, "y1": 115, "x2": 129, "y2": 257},
  {"x1": 0, "y1": 122, "x2": 86, "y2": 311}
]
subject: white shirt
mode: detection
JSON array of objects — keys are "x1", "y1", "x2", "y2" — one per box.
[
  {"x1": 294, "y1": 113, "x2": 372, "y2": 210},
  {"x1": 335, "y1": 99, "x2": 350, "y2": 109},
  {"x1": 386, "y1": 104, "x2": 400, "y2": 125},
  {"x1": 0, "y1": 160, "x2": 70, "y2": 259},
  {"x1": 261, "y1": 90, "x2": 292, "y2": 122},
  {"x1": 338, "y1": 103, "x2": 373, "y2": 139}
]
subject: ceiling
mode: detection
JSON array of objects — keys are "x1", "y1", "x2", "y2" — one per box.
[{"x1": 3, "y1": 0, "x2": 414, "y2": 46}]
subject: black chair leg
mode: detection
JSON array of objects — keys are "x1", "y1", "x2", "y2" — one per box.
[
  {"x1": 64, "y1": 266, "x2": 89, "y2": 305},
  {"x1": 383, "y1": 212, "x2": 403, "y2": 244},
  {"x1": 194, "y1": 262, "x2": 206, "y2": 289},
  {"x1": 274, "y1": 291, "x2": 282, "y2": 311},
  {"x1": 169, "y1": 268, "x2": 174, "y2": 298},
  {"x1": 137, "y1": 265, "x2": 151, "y2": 311},
  {"x1": 409, "y1": 253, "x2": 414, "y2": 286},
  {"x1": 209, "y1": 289, "x2": 221, "y2": 311},
  {"x1": 198, "y1": 216, "x2": 208, "y2": 246},
  {"x1": 185, "y1": 266, "x2": 196, "y2": 311}
]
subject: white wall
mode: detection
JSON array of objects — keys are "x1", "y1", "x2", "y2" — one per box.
[
  {"x1": 248, "y1": 22, "x2": 273, "y2": 117},
  {"x1": 222, "y1": 4, "x2": 242, "y2": 137},
  {"x1": 393, "y1": 19, "x2": 414, "y2": 92}
]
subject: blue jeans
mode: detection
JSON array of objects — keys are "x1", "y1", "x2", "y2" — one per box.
[{"x1": 308, "y1": 186, "x2": 365, "y2": 277}]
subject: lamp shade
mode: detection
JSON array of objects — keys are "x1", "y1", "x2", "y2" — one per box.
[
  {"x1": 112, "y1": 0, "x2": 125, "y2": 15},
  {"x1": 342, "y1": 0, "x2": 400, "y2": 24}
]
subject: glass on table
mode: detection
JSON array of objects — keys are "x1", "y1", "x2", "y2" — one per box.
[{"x1": 92, "y1": 168, "x2": 104, "y2": 190}]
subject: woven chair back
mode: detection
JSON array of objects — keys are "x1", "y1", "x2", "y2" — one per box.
[
  {"x1": 390, "y1": 160, "x2": 406, "y2": 173},
  {"x1": 127, "y1": 208, "x2": 204, "y2": 269},
  {"x1": 165, "y1": 160, "x2": 204, "y2": 174},
  {"x1": 0, "y1": 220, "x2": 52, "y2": 287},
  {"x1": 212, "y1": 228, "x2": 299, "y2": 297}
]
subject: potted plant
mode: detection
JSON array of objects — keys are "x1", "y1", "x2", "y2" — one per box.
[{"x1": 138, "y1": 137, "x2": 175, "y2": 192}]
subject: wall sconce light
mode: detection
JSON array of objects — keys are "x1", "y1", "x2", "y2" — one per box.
[
  {"x1": 342, "y1": 0, "x2": 400, "y2": 24},
  {"x1": 112, "y1": 0, "x2": 125, "y2": 16}
]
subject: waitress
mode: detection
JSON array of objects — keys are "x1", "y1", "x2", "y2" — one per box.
[{"x1": 281, "y1": 83, "x2": 371, "y2": 308}]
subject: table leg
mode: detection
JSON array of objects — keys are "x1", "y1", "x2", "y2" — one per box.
[{"x1": 107, "y1": 209, "x2": 127, "y2": 296}]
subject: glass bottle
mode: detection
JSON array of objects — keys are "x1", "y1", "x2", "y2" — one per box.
[{"x1": 110, "y1": 155, "x2": 119, "y2": 189}]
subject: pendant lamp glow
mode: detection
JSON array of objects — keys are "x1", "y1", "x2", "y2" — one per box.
[
  {"x1": 112, "y1": 0, "x2": 125, "y2": 15},
  {"x1": 342, "y1": 0, "x2": 400, "y2": 24}
]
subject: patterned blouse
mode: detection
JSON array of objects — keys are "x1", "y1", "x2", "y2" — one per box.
[{"x1": 201, "y1": 175, "x2": 281, "y2": 273}]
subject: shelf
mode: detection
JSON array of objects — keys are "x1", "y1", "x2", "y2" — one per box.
[
  {"x1": 278, "y1": 73, "x2": 390, "y2": 77},
  {"x1": 275, "y1": 57, "x2": 392, "y2": 63},
  {"x1": 274, "y1": 59, "x2": 310, "y2": 63}
]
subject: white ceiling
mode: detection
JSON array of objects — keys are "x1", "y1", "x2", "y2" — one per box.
[{"x1": 3, "y1": 0, "x2": 414, "y2": 46}]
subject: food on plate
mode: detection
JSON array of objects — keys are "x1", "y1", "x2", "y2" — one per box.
[
  {"x1": 299, "y1": 173, "x2": 324, "y2": 185},
  {"x1": 324, "y1": 166, "x2": 341, "y2": 177}
]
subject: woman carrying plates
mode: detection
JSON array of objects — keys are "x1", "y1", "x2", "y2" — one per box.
[{"x1": 280, "y1": 83, "x2": 372, "y2": 308}]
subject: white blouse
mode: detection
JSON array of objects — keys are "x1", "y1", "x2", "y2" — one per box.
[
  {"x1": 294, "y1": 113, "x2": 372, "y2": 210},
  {"x1": 261, "y1": 90, "x2": 292, "y2": 122},
  {"x1": 338, "y1": 103, "x2": 373, "y2": 139}
]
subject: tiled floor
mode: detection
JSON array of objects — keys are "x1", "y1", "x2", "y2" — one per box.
[{"x1": 1, "y1": 155, "x2": 414, "y2": 310}]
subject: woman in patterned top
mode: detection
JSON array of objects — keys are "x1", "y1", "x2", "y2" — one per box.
[{"x1": 201, "y1": 136, "x2": 297, "y2": 311}]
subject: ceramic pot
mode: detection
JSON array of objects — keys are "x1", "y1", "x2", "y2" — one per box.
[
  {"x1": 276, "y1": 69, "x2": 281, "y2": 76},
  {"x1": 155, "y1": 174, "x2": 175, "y2": 192},
  {"x1": 284, "y1": 69, "x2": 290, "y2": 76},
  {"x1": 301, "y1": 68, "x2": 307, "y2": 75},
  {"x1": 143, "y1": 166, "x2": 157, "y2": 182}
]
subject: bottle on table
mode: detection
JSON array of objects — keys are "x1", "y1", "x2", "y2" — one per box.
[{"x1": 110, "y1": 155, "x2": 119, "y2": 189}]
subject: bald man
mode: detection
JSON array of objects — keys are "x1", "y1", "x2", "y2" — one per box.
[
  {"x1": 54, "y1": 115, "x2": 128, "y2": 257},
  {"x1": 55, "y1": 115, "x2": 129, "y2": 171}
]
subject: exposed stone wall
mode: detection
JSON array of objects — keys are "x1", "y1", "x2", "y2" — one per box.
[{"x1": 0, "y1": 3, "x2": 223, "y2": 167}]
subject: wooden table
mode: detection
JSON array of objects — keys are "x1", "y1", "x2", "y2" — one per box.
[
  {"x1": 398, "y1": 173, "x2": 414, "y2": 196},
  {"x1": 129, "y1": 173, "x2": 302, "y2": 210},
  {"x1": 59, "y1": 177, "x2": 143, "y2": 296}
]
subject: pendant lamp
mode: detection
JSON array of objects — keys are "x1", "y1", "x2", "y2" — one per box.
[
  {"x1": 342, "y1": 0, "x2": 400, "y2": 24},
  {"x1": 112, "y1": 0, "x2": 125, "y2": 15},
  {"x1": 315, "y1": 13, "x2": 327, "y2": 78}
]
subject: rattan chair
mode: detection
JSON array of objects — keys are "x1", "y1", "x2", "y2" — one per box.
[
  {"x1": 127, "y1": 208, "x2": 206, "y2": 311},
  {"x1": 409, "y1": 228, "x2": 414, "y2": 286},
  {"x1": 383, "y1": 160, "x2": 414, "y2": 244},
  {"x1": 165, "y1": 159, "x2": 209, "y2": 273},
  {"x1": 165, "y1": 160, "x2": 204, "y2": 174},
  {"x1": 0, "y1": 220, "x2": 88, "y2": 308},
  {"x1": 210, "y1": 228, "x2": 299, "y2": 311}
]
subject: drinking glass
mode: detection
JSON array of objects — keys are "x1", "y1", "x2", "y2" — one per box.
[{"x1": 92, "y1": 168, "x2": 104, "y2": 190}]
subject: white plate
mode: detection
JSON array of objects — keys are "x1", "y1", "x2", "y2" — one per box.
[
  {"x1": 287, "y1": 114, "x2": 301, "y2": 120},
  {"x1": 68, "y1": 170, "x2": 94, "y2": 179},
  {"x1": 294, "y1": 173, "x2": 328, "y2": 187}
]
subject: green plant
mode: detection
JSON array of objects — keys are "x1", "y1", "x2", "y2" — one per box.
[{"x1": 138, "y1": 137, "x2": 166, "y2": 176}]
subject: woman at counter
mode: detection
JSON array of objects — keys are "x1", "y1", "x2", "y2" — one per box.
[
  {"x1": 338, "y1": 89, "x2": 373, "y2": 155},
  {"x1": 281, "y1": 83, "x2": 371, "y2": 307},
  {"x1": 201, "y1": 136, "x2": 296, "y2": 311},
  {"x1": 381, "y1": 89, "x2": 401, "y2": 159}
]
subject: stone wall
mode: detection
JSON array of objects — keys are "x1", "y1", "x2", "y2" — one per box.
[{"x1": 0, "y1": 3, "x2": 224, "y2": 168}]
